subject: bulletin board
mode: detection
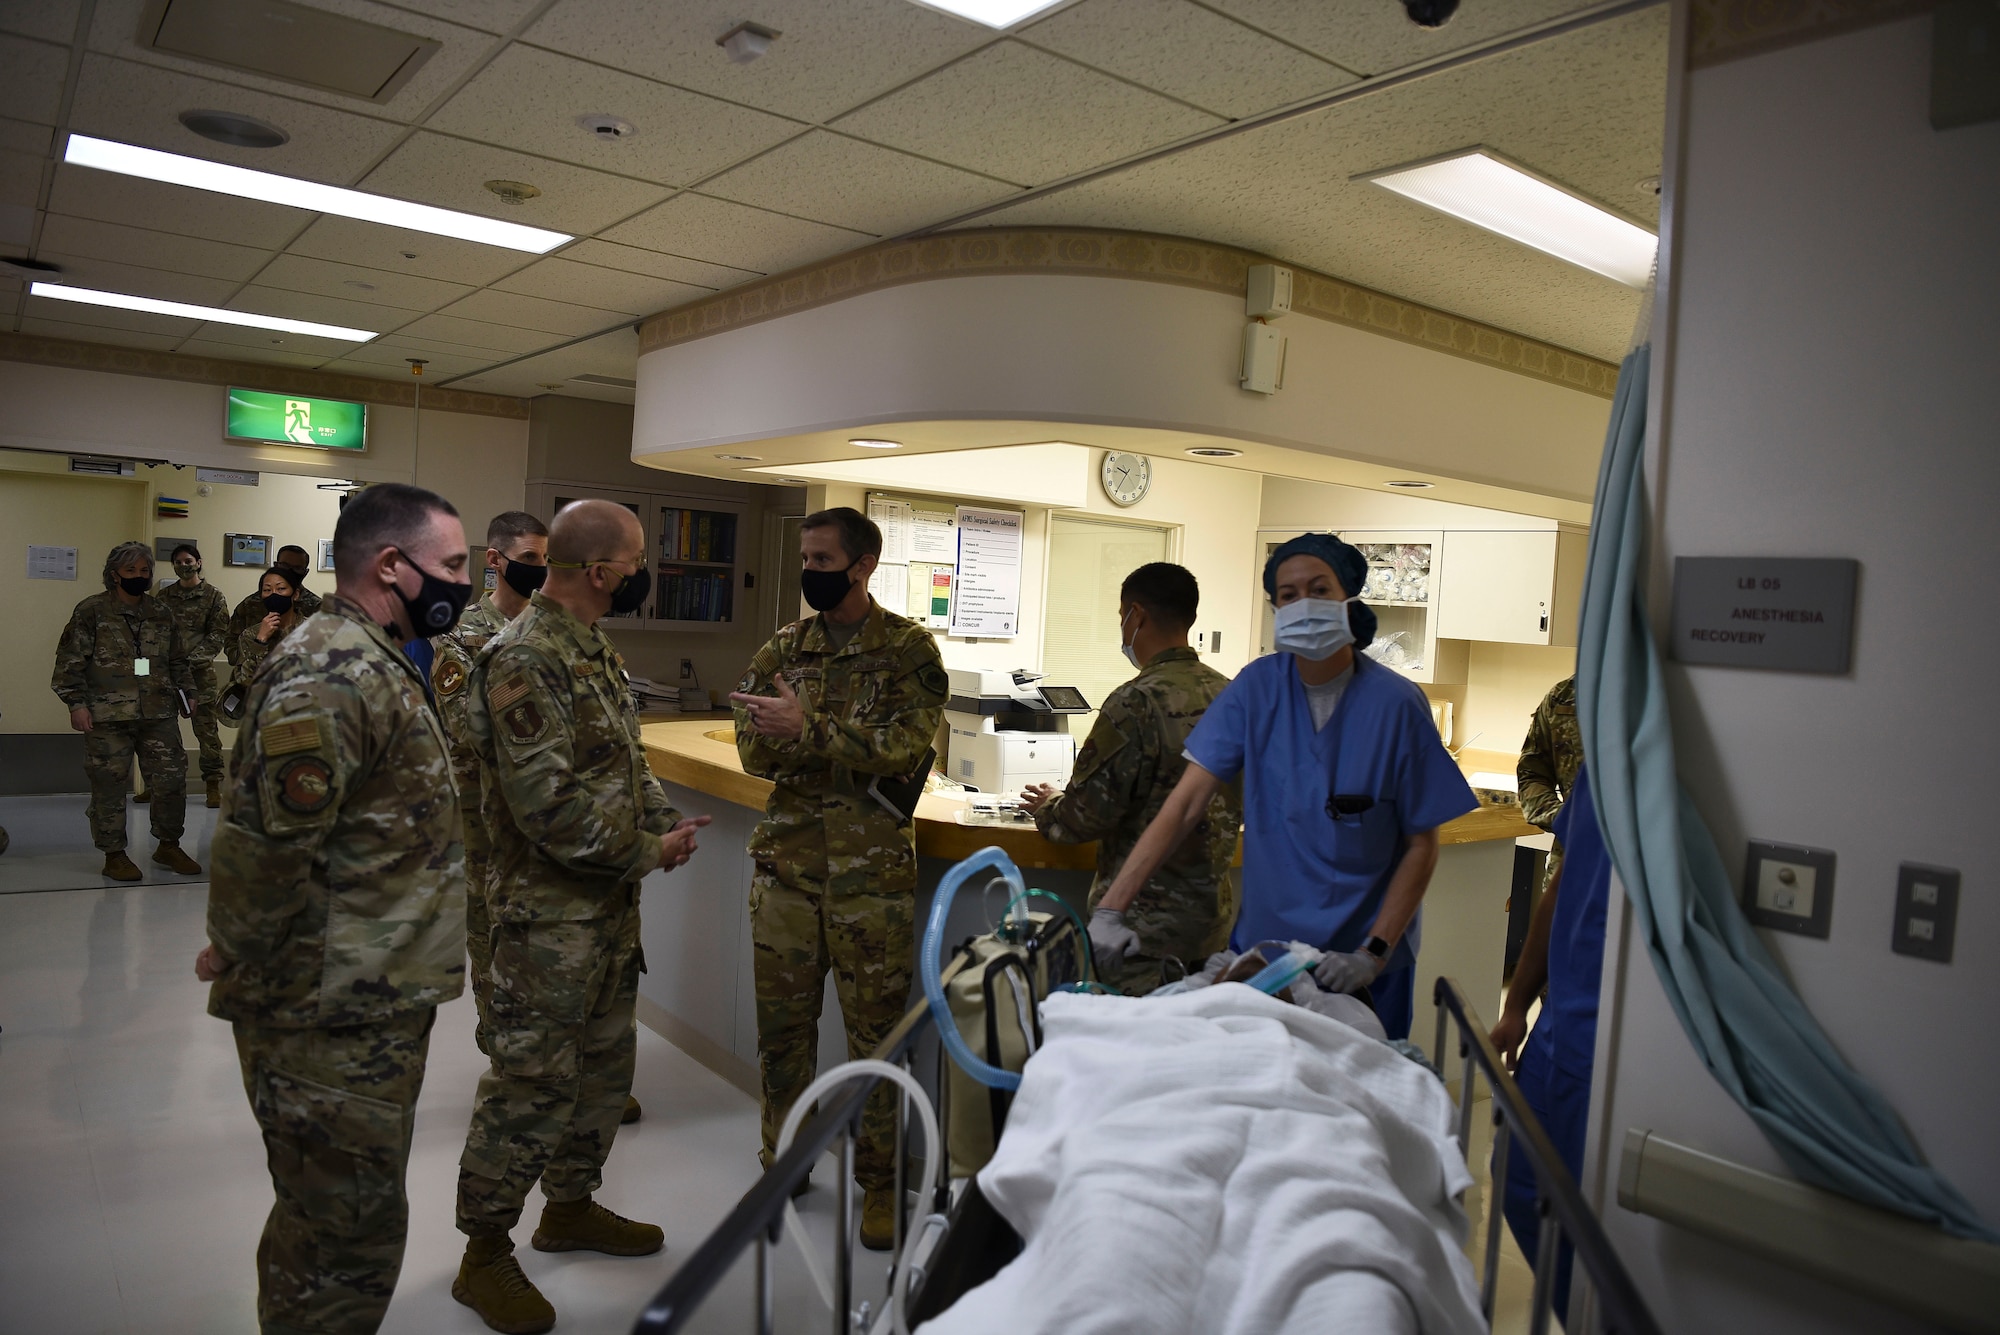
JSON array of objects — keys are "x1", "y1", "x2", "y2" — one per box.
[{"x1": 866, "y1": 491, "x2": 988, "y2": 633}]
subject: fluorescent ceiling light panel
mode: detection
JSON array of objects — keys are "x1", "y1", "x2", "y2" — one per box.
[
  {"x1": 1361, "y1": 149, "x2": 1656, "y2": 288},
  {"x1": 907, "y1": 0, "x2": 1068, "y2": 28},
  {"x1": 63, "y1": 134, "x2": 571, "y2": 255},
  {"x1": 30, "y1": 281, "x2": 377, "y2": 341}
]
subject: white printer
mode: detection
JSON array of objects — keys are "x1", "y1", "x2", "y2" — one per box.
[{"x1": 943, "y1": 668, "x2": 1092, "y2": 794}]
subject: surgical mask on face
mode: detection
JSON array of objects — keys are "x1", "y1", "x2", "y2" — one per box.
[
  {"x1": 1273, "y1": 596, "x2": 1357, "y2": 661},
  {"x1": 262, "y1": 593, "x2": 294, "y2": 615},
  {"x1": 605, "y1": 564, "x2": 652, "y2": 616},
  {"x1": 800, "y1": 564, "x2": 856, "y2": 613},
  {"x1": 392, "y1": 548, "x2": 473, "y2": 637},
  {"x1": 118, "y1": 575, "x2": 152, "y2": 596},
  {"x1": 499, "y1": 555, "x2": 547, "y2": 597},
  {"x1": 1119, "y1": 608, "x2": 1141, "y2": 669}
]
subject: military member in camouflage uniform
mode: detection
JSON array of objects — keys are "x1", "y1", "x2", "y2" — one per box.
[
  {"x1": 156, "y1": 543, "x2": 231, "y2": 808},
  {"x1": 226, "y1": 544, "x2": 322, "y2": 670},
  {"x1": 1517, "y1": 674, "x2": 1583, "y2": 895},
  {"x1": 52, "y1": 541, "x2": 201, "y2": 881},
  {"x1": 431, "y1": 510, "x2": 547, "y2": 1059},
  {"x1": 195, "y1": 483, "x2": 473, "y2": 1335},
  {"x1": 1021, "y1": 564, "x2": 1242, "y2": 996},
  {"x1": 729, "y1": 507, "x2": 949, "y2": 1251},
  {"x1": 453, "y1": 500, "x2": 708, "y2": 1335}
]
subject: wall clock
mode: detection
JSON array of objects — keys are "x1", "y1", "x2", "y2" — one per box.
[{"x1": 1100, "y1": 451, "x2": 1152, "y2": 507}]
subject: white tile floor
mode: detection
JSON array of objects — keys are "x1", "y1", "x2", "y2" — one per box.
[
  {"x1": 0, "y1": 795, "x2": 217, "y2": 895},
  {"x1": 0, "y1": 881, "x2": 882, "y2": 1335}
]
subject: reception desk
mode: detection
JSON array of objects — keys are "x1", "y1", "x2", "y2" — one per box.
[{"x1": 634, "y1": 718, "x2": 1537, "y2": 1094}]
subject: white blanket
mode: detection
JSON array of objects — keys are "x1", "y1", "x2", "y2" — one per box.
[{"x1": 917, "y1": 987, "x2": 1484, "y2": 1335}]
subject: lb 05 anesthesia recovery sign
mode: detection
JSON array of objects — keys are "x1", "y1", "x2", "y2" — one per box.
[
  {"x1": 226, "y1": 388, "x2": 367, "y2": 451},
  {"x1": 1670, "y1": 556, "x2": 1858, "y2": 674}
]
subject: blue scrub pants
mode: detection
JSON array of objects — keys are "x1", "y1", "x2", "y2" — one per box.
[
  {"x1": 1370, "y1": 962, "x2": 1415, "y2": 1042},
  {"x1": 1499, "y1": 1023, "x2": 1589, "y2": 1316}
]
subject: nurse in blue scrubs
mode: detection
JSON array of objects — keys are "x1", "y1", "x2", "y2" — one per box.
[{"x1": 1088, "y1": 533, "x2": 1477, "y2": 1040}]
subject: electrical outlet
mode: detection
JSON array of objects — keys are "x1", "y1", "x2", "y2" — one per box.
[
  {"x1": 1892, "y1": 863, "x2": 1959, "y2": 963},
  {"x1": 679, "y1": 658, "x2": 694, "y2": 680},
  {"x1": 1742, "y1": 841, "x2": 1835, "y2": 938}
]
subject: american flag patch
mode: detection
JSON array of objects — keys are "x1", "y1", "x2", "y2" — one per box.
[
  {"x1": 260, "y1": 716, "x2": 322, "y2": 757},
  {"x1": 490, "y1": 674, "x2": 530, "y2": 710}
]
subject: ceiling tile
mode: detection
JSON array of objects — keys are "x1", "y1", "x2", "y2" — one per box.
[
  {"x1": 1, "y1": 145, "x2": 44, "y2": 207},
  {"x1": 1202, "y1": 0, "x2": 1596, "y2": 76},
  {"x1": 701, "y1": 130, "x2": 1016, "y2": 235},
  {"x1": 833, "y1": 41, "x2": 1221, "y2": 188},
  {"x1": 178, "y1": 337, "x2": 334, "y2": 369},
  {"x1": 393, "y1": 311, "x2": 570, "y2": 355},
  {"x1": 470, "y1": 324, "x2": 637, "y2": 385},
  {"x1": 427, "y1": 44, "x2": 804, "y2": 188},
  {"x1": 559, "y1": 237, "x2": 757, "y2": 287},
  {"x1": 358, "y1": 131, "x2": 671, "y2": 236},
  {"x1": 88, "y1": 0, "x2": 502, "y2": 125},
  {"x1": 524, "y1": 0, "x2": 993, "y2": 124},
  {"x1": 20, "y1": 299, "x2": 203, "y2": 339},
  {"x1": 227, "y1": 285, "x2": 425, "y2": 333},
  {"x1": 33, "y1": 249, "x2": 243, "y2": 305},
  {"x1": 1022, "y1": 0, "x2": 1354, "y2": 120},
  {"x1": 492, "y1": 256, "x2": 710, "y2": 315},
  {"x1": 437, "y1": 287, "x2": 628, "y2": 337},
  {"x1": 330, "y1": 339, "x2": 497, "y2": 377},
  {"x1": 181, "y1": 320, "x2": 368, "y2": 360},
  {"x1": 285, "y1": 215, "x2": 531, "y2": 287},
  {"x1": 36, "y1": 214, "x2": 274, "y2": 283},
  {"x1": 320, "y1": 352, "x2": 488, "y2": 380},
  {"x1": 2, "y1": 0, "x2": 82, "y2": 46},
  {"x1": 473, "y1": 375, "x2": 633, "y2": 404},
  {"x1": 403, "y1": 0, "x2": 546, "y2": 36},
  {"x1": 0, "y1": 34, "x2": 69, "y2": 127},
  {"x1": 19, "y1": 316, "x2": 187, "y2": 350},
  {"x1": 598, "y1": 192, "x2": 869, "y2": 274},
  {"x1": 0, "y1": 115, "x2": 55, "y2": 156},
  {"x1": 49, "y1": 162, "x2": 311, "y2": 249},
  {"x1": 253, "y1": 252, "x2": 475, "y2": 312},
  {"x1": 68, "y1": 53, "x2": 409, "y2": 185}
]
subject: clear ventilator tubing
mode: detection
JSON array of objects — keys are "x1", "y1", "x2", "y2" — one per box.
[
  {"x1": 921, "y1": 845, "x2": 1025, "y2": 1091},
  {"x1": 1245, "y1": 948, "x2": 1312, "y2": 995},
  {"x1": 774, "y1": 1059, "x2": 944, "y2": 1335}
]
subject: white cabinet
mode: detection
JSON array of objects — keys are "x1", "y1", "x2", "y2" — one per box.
[
  {"x1": 1254, "y1": 528, "x2": 1467, "y2": 684},
  {"x1": 1436, "y1": 529, "x2": 1588, "y2": 647}
]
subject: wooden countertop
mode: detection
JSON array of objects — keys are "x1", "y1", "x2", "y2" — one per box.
[{"x1": 641, "y1": 720, "x2": 1536, "y2": 861}]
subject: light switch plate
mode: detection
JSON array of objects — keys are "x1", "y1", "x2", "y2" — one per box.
[
  {"x1": 1893, "y1": 863, "x2": 1959, "y2": 963},
  {"x1": 1743, "y1": 841, "x2": 1835, "y2": 938}
]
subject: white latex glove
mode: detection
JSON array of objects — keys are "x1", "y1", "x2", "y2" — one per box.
[
  {"x1": 1312, "y1": 948, "x2": 1382, "y2": 994},
  {"x1": 1088, "y1": 907, "x2": 1140, "y2": 976}
]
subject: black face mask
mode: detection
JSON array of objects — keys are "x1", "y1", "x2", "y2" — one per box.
[
  {"x1": 392, "y1": 549, "x2": 473, "y2": 637},
  {"x1": 118, "y1": 575, "x2": 152, "y2": 596},
  {"x1": 607, "y1": 566, "x2": 652, "y2": 616},
  {"x1": 262, "y1": 593, "x2": 294, "y2": 615},
  {"x1": 500, "y1": 556, "x2": 548, "y2": 597},
  {"x1": 800, "y1": 564, "x2": 857, "y2": 613}
]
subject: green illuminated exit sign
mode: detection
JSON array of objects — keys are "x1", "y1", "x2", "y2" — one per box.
[{"x1": 226, "y1": 388, "x2": 368, "y2": 451}]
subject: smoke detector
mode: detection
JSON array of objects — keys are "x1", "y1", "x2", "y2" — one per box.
[
  {"x1": 716, "y1": 21, "x2": 779, "y2": 63},
  {"x1": 179, "y1": 109, "x2": 289, "y2": 148},
  {"x1": 482, "y1": 179, "x2": 542, "y2": 206},
  {"x1": 577, "y1": 114, "x2": 635, "y2": 141},
  {"x1": 1636, "y1": 175, "x2": 1662, "y2": 197}
]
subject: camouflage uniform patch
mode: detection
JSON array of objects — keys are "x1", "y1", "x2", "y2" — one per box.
[
  {"x1": 1033, "y1": 646, "x2": 1242, "y2": 994},
  {"x1": 735, "y1": 602, "x2": 947, "y2": 1190},
  {"x1": 1517, "y1": 675, "x2": 1583, "y2": 895},
  {"x1": 157, "y1": 579, "x2": 230, "y2": 777},
  {"x1": 454, "y1": 591, "x2": 683, "y2": 1237},
  {"x1": 52, "y1": 591, "x2": 193, "y2": 852}
]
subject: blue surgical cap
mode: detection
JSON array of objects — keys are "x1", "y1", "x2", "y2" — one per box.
[{"x1": 1263, "y1": 532, "x2": 1377, "y2": 650}]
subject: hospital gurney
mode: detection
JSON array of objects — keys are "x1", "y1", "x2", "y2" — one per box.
[{"x1": 631, "y1": 849, "x2": 1665, "y2": 1335}]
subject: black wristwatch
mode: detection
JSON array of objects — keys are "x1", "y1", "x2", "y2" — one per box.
[{"x1": 1361, "y1": 935, "x2": 1392, "y2": 960}]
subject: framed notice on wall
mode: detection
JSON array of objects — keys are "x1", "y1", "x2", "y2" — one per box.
[{"x1": 948, "y1": 506, "x2": 1024, "y2": 638}]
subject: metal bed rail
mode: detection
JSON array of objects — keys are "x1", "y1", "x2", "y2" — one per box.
[{"x1": 1432, "y1": 975, "x2": 1664, "y2": 1335}]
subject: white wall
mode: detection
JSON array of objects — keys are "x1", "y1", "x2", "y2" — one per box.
[
  {"x1": 633, "y1": 272, "x2": 1613, "y2": 502},
  {"x1": 1586, "y1": 16, "x2": 2000, "y2": 1333}
]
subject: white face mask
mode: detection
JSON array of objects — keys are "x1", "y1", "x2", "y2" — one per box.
[
  {"x1": 1118, "y1": 606, "x2": 1141, "y2": 669},
  {"x1": 1273, "y1": 596, "x2": 1356, "y2": 661}
]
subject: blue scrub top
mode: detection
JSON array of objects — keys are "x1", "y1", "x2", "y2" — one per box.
[
  {"x1": 1542, "y1": 761, "x2": 1611, "y2": 1071},
  {"x1": 1184, "y1": 653, "x2": 1477, "y2": 970}
]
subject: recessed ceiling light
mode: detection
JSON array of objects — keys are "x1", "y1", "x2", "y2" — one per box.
[
  {"x1": 1358, "y1": 148, "x2": 1656, "y2": 288},
  {"x1": 715, "y1": 453, "x2": 762, "y2": 461},
  {"x1": 1186, "y1": 446, "x2": 1242, "y2": 458},
  {"x1": 778, "y1": 477, "x2": 809, "y2": 485},
  {"x1": 906, "y1": 0, "x2": 1066, "y2": 27},
  {"x1": 577, "y1": 114, "x2": 635, "y2": 141},
  {"x1": 1385, "y1": 480, "x2": 1435, "y2": 489},
  {"x1": 178, "y1": 109, "x2": 289, "y2": 149},
  {"x1": 343, "y1": 279, "x2": 378, "y2": 291},
  {"x1": 850, "y1": 438, "x2": 902, "y2": 449},
  {"x1": 30, "y1": 281, "x2": 376, "y2": 341},
  {"x1": 63, "y1": 134, "x2": 571, "y2": 255}
]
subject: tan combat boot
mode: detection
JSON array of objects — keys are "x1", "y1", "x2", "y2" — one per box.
[
  {"x1": 622, "y1": 1094, "x2": 641, "y2": 1124},
  {"x1": 453, "y1": 1236, "x2": 554, "y2": 1335},
  {"x1": 205, "y1": 780, "x2": 221, "y2": 809},
  {"x1": 102, "y1": 851, "x2": 142, "y2": 882},
  {"x1": 132, "y1": 789, "x2": 150, "y2": 804},
  {"x1": 861, "y1": 1187, "x2": 897, "y2": 1252},
  {"x1": 531, "y1": 1196, "x2": 663, "y2": 1256},
  {"x1": 152, "y1": 842, "x2": 201, "y2": 875}
]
